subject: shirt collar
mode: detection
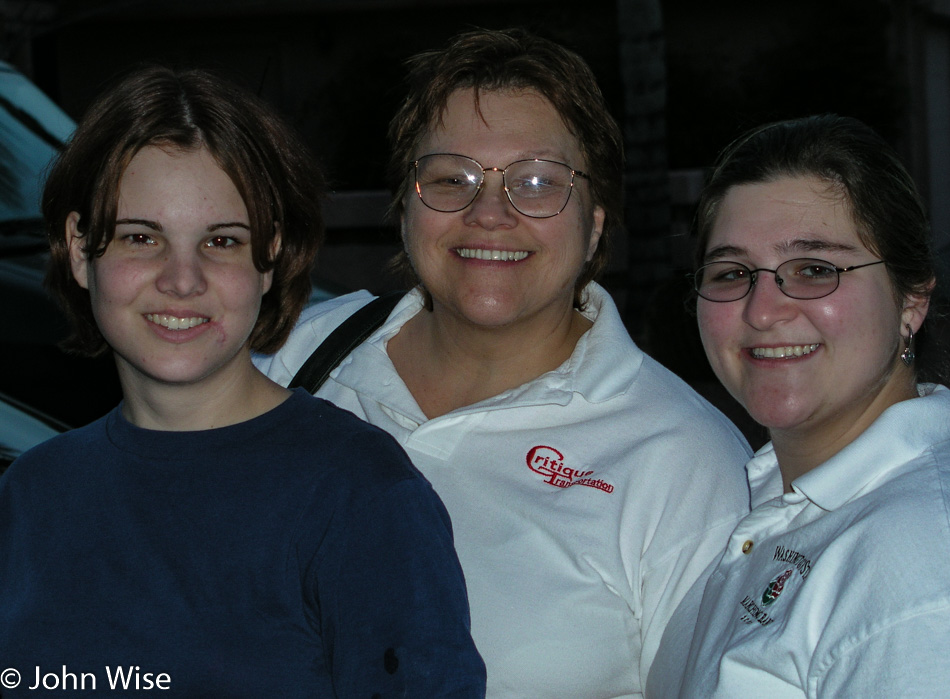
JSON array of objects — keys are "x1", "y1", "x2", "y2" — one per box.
[
  {"x1": 345, "y1": 282, "x2": 642, "y2": 410},
  {"x1": 745, "y1": 442, "x2": 784, "y2": 508},
  {"x1": 785, "y1": 384, "x2": 950, "y2": 510},
  {"x1": 559, "y1": 282, "x2": 644, "y2": 403}
]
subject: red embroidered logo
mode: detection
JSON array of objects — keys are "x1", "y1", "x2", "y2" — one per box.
[
  {"x1": 526, "y1": 446, "x2": 614, "y2": 493},
  {"x1": 761, "y1": 568, "x2": 793, "y2": 606}
]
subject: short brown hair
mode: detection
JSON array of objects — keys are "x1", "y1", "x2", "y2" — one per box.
[
  {"x1": 43, "y1": 65, "x2": 325, "y2": 356},
  {"x1": 387, "y1": 28, "x2": 623, "y2": 307}
]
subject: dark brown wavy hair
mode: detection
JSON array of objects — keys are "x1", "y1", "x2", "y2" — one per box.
[{"x1": 43, "y1": 65, "x2": 325, "y2": 356}]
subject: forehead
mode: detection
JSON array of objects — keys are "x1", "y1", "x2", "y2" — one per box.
[
  {"x1": 117, "y1": 145, "x2": 247, "y2": 219},
  {"x1": 418, "y1": 87, "x2": 582, "y2": 165},
  {"x1": 706, "y1": 175, "x2": 866, "y2": 259}
]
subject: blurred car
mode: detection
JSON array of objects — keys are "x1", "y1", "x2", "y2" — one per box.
[
  {"x1": 0, "y1": 391, "x2": 67, "y2": 474},
  {"x1": 0, "y1": 60, "x2": 125, "y2": 426}
]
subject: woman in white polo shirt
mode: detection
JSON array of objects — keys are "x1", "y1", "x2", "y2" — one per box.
[
  {"x1": 259, "y1": 28, "x2": 753, "y2": 698},
  {"x1": 648, "y1": 114, "x2": 950, "y2": 698}
]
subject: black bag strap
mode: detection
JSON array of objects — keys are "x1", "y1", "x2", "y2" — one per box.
[{"x1": 289, "y1": 290, "x2": 405, "y2": 394}]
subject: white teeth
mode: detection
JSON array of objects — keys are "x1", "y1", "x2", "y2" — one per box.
[
  {"x1": 752, "y1": 344, "x2": 820, "y2": 359},
  {"x1": 456, "y1": 248, "x2": 530, "y2": 262},
  {"x1": 146, "y1": 314, "x2": 209, "y2": 330}
]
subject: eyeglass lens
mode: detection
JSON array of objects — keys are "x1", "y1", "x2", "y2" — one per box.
[
  {"x1": 414, "y1": 154, "x2": 577, "y2": 218},
  {"x1": 695, "y1": 258, "x2": 843, "y2": 302}
]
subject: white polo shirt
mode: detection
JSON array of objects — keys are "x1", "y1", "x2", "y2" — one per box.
[
  {"x1": 257, "y1": 283, "x2": 752, "y2": 698},
  {"x1": 648, "y1": 384, "x2": 950, "y2": 698}
]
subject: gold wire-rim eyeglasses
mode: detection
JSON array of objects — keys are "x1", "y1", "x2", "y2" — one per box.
[{"x1": 410, "y1": 153, "x2": 590, "y2": 219}]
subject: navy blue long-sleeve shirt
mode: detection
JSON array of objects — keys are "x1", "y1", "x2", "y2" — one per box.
[{"x1": 0, "y1": 389, "x2": 485, "y2": 697}]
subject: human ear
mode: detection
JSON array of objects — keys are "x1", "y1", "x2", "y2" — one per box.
[
  {"x1": 66, "y1": 212, "x2": 90, "y2": 290},
  {"x1": 585, "y1": 205, "x2": 606, "y2": 262},
  {"x1": 900, "y1": 278, "x2": 934, "y2": 334}
]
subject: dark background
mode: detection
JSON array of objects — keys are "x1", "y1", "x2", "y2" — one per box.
[{"x1": 2, "y1": 0, "x2": 948, "y2": 441}]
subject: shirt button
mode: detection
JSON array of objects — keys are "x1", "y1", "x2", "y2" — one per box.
[{"x1": 741, "y1": 540, "x2": 754, "y2": 554}]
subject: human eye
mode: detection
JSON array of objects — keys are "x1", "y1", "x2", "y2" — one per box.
[
  {"x1": 509, "y1": 162, "x2": 570, "y2": 198},
  {"x1": 204, "y1": 234, "x2": 240, "y2": 249},
  {"x1": 706, "y1": 263, "x2": 750, "y2": 284},
  {"x1": 419, "y1": 157, "x2": 478, "y2": 191},
  {"x1": 120, "y1": 232, "x2": 157, "y2": 247},
  {"x1": 509, "y1": 174, "x2": 559, "y2": 197},
  {"x1": 432, "y1": 174, "x2": 475, "y2": 190},
  {"x1": 789, "y1": 259, "x2": 838, "y2": 280}
]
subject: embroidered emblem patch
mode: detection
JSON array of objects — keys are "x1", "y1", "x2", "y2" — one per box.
[
  {"x1": 525, "y1": 445, "x2": 614, "y2": 493},
  {"x1": 761, "y1": 568, "x2": 793, "y2": 606},
  {"x1": 738, "y1": 546, "x2": 813, "y2": 627}
]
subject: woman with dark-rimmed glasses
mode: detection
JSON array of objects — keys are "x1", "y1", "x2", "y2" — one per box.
[
  {"x1": 648, "y1": 114, "x2": 950, "y2": 698},
  {"x1": 258, "y1": 28, "x2": 751, "y2": 697}
]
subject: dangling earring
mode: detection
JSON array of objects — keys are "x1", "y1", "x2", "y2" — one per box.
[{"x1": 900, "y1": 324, "x2": 916, "y2": 366}]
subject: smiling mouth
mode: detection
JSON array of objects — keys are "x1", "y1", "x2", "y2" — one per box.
[
  {"x1": 146, "y1": 314, "x2": 209, "y2": 330},
  {"x1": 751, "y1": 344, "x2": 820, "y2": 359},
  {"x1": 455, "y1": 247, "x2": 530, "y2": 262}
]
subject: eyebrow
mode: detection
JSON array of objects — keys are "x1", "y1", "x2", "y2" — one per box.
[
  {"x1": 208, "y1": 222, "x2": 251, "y2": 232},
  {"x1": 704, "y1": 238, "x2": 861, "y2": 262},
  {"x1": 464, "y1": 150, "x2": 569, "y2": 165},
  {"x1": 776, "y1": 238, "x2": 859, "y2": 255},
  {"x1": 115, "y1": 218, "x2": 162, "y2": 231},
  {"x1": 115, "y1": 219, "x2": 251, "y2": 232},
  {"x1": 703, "y1": 244, "x2": 745, "y2": 261},
  {"x1": 516, "y1": 149, "x2": 569, "y2": 163}
]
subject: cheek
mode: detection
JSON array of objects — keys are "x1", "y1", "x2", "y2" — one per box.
[
  {"x1": 401, "y1": 207, "x2": 443, "y2": 263},
  {"x1": 696, "y1": 303, "x2": 732, "y2": 354},
  {"x1": 540, "y1": 216, "x2": 596, "y2": 273},
  {"x1": 86, "y1": 259, "x2": 143, "y2": 306},
  {"x1": 224, "y1": 266, "x2": 270, "y2": 300},
  {"x1": 562, "y1": 201, "x2": 597, "y2": 251},
  {"x1": 809, "y1": 293, "x2": 886, "y2": 344}
]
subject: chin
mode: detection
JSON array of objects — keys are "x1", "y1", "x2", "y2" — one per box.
[
  {"x1": 742, "y1": 400, "x2": 815, "y2": 434},
  {"x1": 461, "y1": 312, "x2": 521, "y2": 330},
  {"x1": 447, "y1": 294, "x2": 524, "y2": 327},
  {"x1": 121, "y1": 357, "x2": 222, "y2": 388},
  {"x1": 721, "y1": 376, "x2": 810, "y2": 430}
]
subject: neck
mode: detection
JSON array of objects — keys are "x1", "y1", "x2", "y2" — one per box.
[
  {"x1": 770, "y1": 373, "x2": 918, "y2": 492},
  {"x1": 389, "y1": 300, "x2": 592, "y2": 419},
  {"x1": 116, "y1": 353, "x2": 291, "y2": 431}
]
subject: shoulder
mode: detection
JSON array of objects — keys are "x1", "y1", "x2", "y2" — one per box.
[
  {"x1": 578, "y1": 286, "x2": 750, "y2": 450},
  {"x1": 867, "y1": 440, "x2": 950, "y2": 531},
  {"x1": 812, "y1": 445, "x2": 950, "y2": 604},
  {"x1": 266, "y1": 390, "x2": 424, "y2": 489},
  {"x1": 8, "y1": 414, "x2": 108, "y2": 462},
  {"x1": 847, "y1": 393, "x2": 950, "y2": 526},
  {"x1": 253, "y1": 290, "x2": 378, "y2": 384},
  {"x1": 562, "y1": 287, "x2": 752, "y2": 479},
  {"x1": 293, "y1": 290, "x2": 380, "y2": 334},
  {"x1": 1, "y1": 415, "x2": 110, "y2": 491},
  {"x1": 807, "y1": 451, "x2": 950, "y2": 691},
  {"x1": 623, "y1": 351, "x2": 752, "y2": 459}
]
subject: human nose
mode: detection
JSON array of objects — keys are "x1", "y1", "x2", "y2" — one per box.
[
  {"x1": 741, "y1": 269, "x2": 797, "y2": 329},
  {"x1": 461, "y1": 169, "x2": 518, "y2": 229},
  {"x1": 155, "y1": 248, "x2": 207, "y2": 297}
]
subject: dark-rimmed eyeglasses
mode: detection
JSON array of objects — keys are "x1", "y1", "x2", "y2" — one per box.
[
  {"x1": 410, "y1": 153, "x2": 590, "y2": 219},
  {"x1": 693, "y1": 257, "x2": 885, "y2": 302}
]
